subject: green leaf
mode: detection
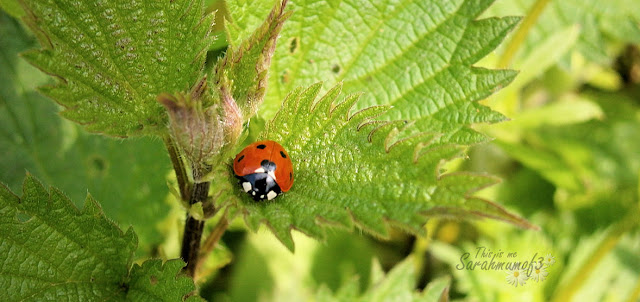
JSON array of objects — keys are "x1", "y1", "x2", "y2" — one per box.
[
  {"x1": 0, "y1": 175, "x2": 135, "y2": 300},
  {"x1": 316, "y1": 257, "x2": 451, "y2": 302},
  {"x1": 217, "y1": 0, "x2": 531, "y2": 251},
  {"x1": 552, "y1": 228, "x2": 640, "y2": 302},
  {"x1": 422, "y1": 277, "x2": 451, "y2": 302},
  {"x1": 224, "y1": 0, "x2": 274, "y2": 47},
  {"x1": 126, "y1": 259, "x2": 205, "y2": 302},
  {"x1": 0, "y1": 0, "x2": 24, "y2": 18},
  {"x1": 215, "y1": 0, "x2": 291, "y2": 120},
  {"x1": 0, "y1": 13, "x2": 172, "y2": 255},
  {"x1": 509, "y1": 94, "x2": 603, "y2": 129},
  {"x1": 230, "y1": 0, "x2": 518, "y2": 145},
  {"x1": 310, "y1": 230, "x2": 375, "y2": 293},
  {"x1": 486, "y1": 0, "x2": 640, "y2": 64},
  {"x1": 227, "y1": 83, "x2": 534, "y2": 251},
  {"x1": 0, "y1": 175, "x2": 201, "y2": 300},
  {"x1": 224, "y1": 0, "x2": 521, "y2": 181},
  {"x1": 19, "y1": 0, "x2": 215, "y2": 136},
  {"x1": 495, "y1": 89, "x2": 640, "y2": 230},
  {"x1": 507, "y1": 25, "x2": 580, "y2": 91}
]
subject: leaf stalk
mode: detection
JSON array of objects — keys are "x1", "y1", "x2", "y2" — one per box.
[{"x1": 497, "y1": 0, "x2": 552, "y2": 68}]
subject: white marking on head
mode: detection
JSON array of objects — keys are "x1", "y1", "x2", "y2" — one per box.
[
  {"x1": 251, "y1": 191, "x2": 256, "y2": 196},
  {"x1": 268, "y1": 171, "x2": 276, "y2": 180},
  {"x1": 260, "y1": 195, "x2": 265, "y2": 199},
  {"x1": 254, "y1": 167, "x2": 265, "y2": 173},
  {"x1": 267, "y1": 191, "x2": 277, "y2": 200},
  {"x1": 242, "y1": 182, "x2": 252, "y2": 192}
]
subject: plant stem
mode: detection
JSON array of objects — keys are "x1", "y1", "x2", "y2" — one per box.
[
  {"x1": 164, "y1": 135, "x2": 190, "y2": 200},
  {"x1": 411, "y1": 219, "x2": 439, "y2": 277},
  {"x1": 497, "y1": 0, "x2": 551, "y2": 68},
  {"x1": 181, "y1": 180, "x2": 210, "y2": 277},
  {"x1": 164, "y1": 136, "x2": 215, "y2": 277}
]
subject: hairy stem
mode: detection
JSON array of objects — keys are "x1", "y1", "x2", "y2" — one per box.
[
  {"x1": 164, "y1": 136, "x2": 190, "y2": 200},
  {"x1": 181, "y1": 180, "x2": 210, "y2": 277},
  {"x1": 165, "y1": 136, "x2": 217, "y2": 277}
]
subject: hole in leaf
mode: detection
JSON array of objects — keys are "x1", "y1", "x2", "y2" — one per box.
[
  {"x1": 87, "y1": 155, "x2": 109, "y2": 177},
  {"x1": 288, "y1": 37, "x2": 299, "y2": 54},
  {"x1": 16, "y1": 211, "x2": 32, "y2": 223},
  {"x1": 331, "y1": 64, "x2": 340, "y2": 74},
  {"x1": 281, "y1": 70, "x2": 290, "y2": 84},
  {"x1": 150, "y1": 275, "x2": 158, "y2": 285}
]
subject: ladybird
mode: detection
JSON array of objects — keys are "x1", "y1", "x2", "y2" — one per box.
[{"x1": 233, "y1": 140, "x2": 294, "y2": 201}]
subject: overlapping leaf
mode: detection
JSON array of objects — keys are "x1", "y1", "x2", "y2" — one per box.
[
  {"x1": 228, "y1": 0, "x2": 518, "y2": 149},
  {"x1": 19, "y1": 0, "x2": 215, "y2": 136},
  {"x1": 226, "y1": 83, "x2": 534, "y2": 250},
  {"x1": 126, "y1": 259, "x2": 205, "y2": 301},
  {"x1": 0, "y1": 12, "x2": 171, "y2": 255},
  {"x1": 0, "y1": 176, "x2": 135, "y2": 300},
  {"x1": 0, "y1": 176, "x2": 201, "y2": 300}
]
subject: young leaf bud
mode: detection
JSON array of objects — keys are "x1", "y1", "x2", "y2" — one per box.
[{"x1": 158, "y1": 90, "x2": 224, "y2": 180}]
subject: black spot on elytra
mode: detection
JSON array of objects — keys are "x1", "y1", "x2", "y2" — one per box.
[
  {"x1": 237, "y1": 155, "x2": 245, "y2": 162},
  {"x1": 280, "y1": 151, "x2": 287, "y2": 158},
  {"x1": 289, "y1": 172, "x2": 292, "y2": 180},
  {"x1": 257, "y1": 144, "x2": 267, "y2": 149}
]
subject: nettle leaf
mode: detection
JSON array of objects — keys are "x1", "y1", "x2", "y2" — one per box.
[
  {"x1": 217, "y1": 0, "x2": 531, "y2": 249},
  {"x1": 126, "y1": 259, "x2": 205, "y2": 302},
  {"x1": 228, "y1": 0, "x2": 518, "y2": 148},
  {"x1": 19, "y1": 0, "x2": 215, "y2": 136},
  {"x1": 228, "y1": 83, "x2": 534, "y2": 250},
  {"x1": 0, "y1": 176, "x2": 201, "y2": 300},
  {"x1": 0, "y1": 13, "x2": 171, "y2": 256}
]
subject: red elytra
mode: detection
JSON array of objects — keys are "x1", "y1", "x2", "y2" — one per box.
[{"x1": 233, "y1": 140, "x2": 294, "y2": 201}]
